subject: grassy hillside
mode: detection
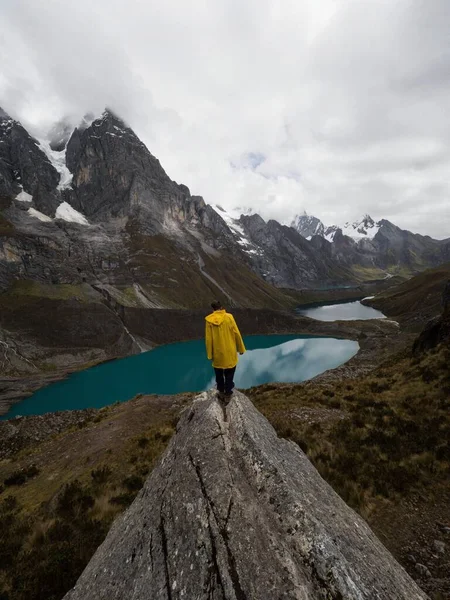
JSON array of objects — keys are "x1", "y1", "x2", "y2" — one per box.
[
  {"x1": 0, "y1": 329, "x2": 448, "y2": 599},
  {"x1": 125, "y1": 230, "x2": 293, "y2": 310},
  {"x1": 0, "y1": 394, "x2": 192, "y2": 600},
  {"x1": 367, "y1": 262, "x2": 450, "y2": 330}
]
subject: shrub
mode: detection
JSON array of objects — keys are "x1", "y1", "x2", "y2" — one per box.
[
  {"x1": 136, "y1": 436, "x2": 149, "y2": 448},
  {"x1": 25, "y1": 465, "x2": 40, "y2": 478},
  {"x1": 55, "y1": 481, "x2": 95, "y2": 519},
  {"x1": 3, "y1": 465, "x2": 39, "y2": 487},
  {"x1": 91, "y1": 466, "x2": 112, "y2": 485},
  {"x1": 1, "y1": 495, "x2": 18, "y2": 513},
  {"x1": 109, "y1": 492, "x2": 136, "y2": 506},
  {"x1": 4, "y1": 471, "x2": 27, "y2": 487},
  {"x1": 122, "y1": 475, "x2": 143, "y2": 492}
]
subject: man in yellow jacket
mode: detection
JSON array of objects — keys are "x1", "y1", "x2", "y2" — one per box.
[{"x1": 205, "y1": 300, "x2": 246, "y2": 397}]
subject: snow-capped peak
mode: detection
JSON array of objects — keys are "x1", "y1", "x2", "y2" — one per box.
[
  {"x1": 292, "y1": 212, "x2": 381, "y2": 243},
  {"x1": 340, "y1": 215, "x2": 380, "y2": 240},
  {"x1": 291, "y1": 212, "x2": 325, "y2": 239},
  {"x1": 212, "y1": 205, "x2": 262, "y2": 256}
]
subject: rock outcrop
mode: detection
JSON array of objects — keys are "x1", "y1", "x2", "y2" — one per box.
[{"x1": 64, "y1": 391, "x2": 427, "y2": 600}]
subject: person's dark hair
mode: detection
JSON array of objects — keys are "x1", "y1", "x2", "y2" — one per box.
[{"x1": 211, "y1": 300, "x2": 223, "y2": 311}]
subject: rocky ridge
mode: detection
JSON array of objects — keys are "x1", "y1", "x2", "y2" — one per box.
[{"x1": 64, "y1": 390, "x2": 427, "y2": 600}]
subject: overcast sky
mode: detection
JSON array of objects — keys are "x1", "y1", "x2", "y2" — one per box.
[{"x1": 1, "y1": 0, "x2": 449, "y2": 238}]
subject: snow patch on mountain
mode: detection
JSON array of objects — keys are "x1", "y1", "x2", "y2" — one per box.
[
  {"x1": 213, "y1": 205, "x2": 262, "y2": 255},
  {"x1": 25, "y1": 202, "x2": 88, "y2": 225},
  {"x1": 214, "y1": 205, "x2": 249, "y2": 242},
  {"x1": 27, "y1": 208, "x2": 52, "y2": 222},
  {"x1": 16, "y1": 190, "x2": 33, "y2": 202},
  {"x1": 38, "y1": 140, "x2": 73, "y2": 190},
  {"x1": 324, "y1": 226, "x2": 339, "y2": 242},
  {"x1": 55, "y1": 202, "x2": 89, "y2": 225}
]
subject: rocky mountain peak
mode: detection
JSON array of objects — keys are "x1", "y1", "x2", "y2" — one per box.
[
  {"x1": 291, "y1": 212, "x2": 325, "y2": 239},
  {"x1": 240, "y1": 212, "x2": 266, "y2": 230},
  {"x1": 64, "y1": 108, "x2": 171, "y2": 222},
  {"x1": 346, "y1": 214, "x2": 378, "y2": 238},
  {"x1": 61, "y1": 108, "x2": 213, "y2": 235}
]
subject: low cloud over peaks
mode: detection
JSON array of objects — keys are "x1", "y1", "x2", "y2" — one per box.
[{"x1": 1, "y1": 0, "x2": 450, "y2": 238}]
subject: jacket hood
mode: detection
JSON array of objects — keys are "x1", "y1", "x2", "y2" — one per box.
[{"x1": 205, "y1": 309, "x2": 227, "y2": 326}]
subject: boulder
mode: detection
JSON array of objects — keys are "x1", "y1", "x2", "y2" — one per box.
[{"x1": 64, "y1": 391, "x2": 427, "y2": 600}]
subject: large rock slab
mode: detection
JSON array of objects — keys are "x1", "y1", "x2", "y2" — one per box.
[{"x1": 64, "y1": 391, "x2": 427, "y2": 600}]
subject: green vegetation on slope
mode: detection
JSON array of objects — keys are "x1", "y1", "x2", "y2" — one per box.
[
  {"x1": 125, "y1": 229, "x2": 293, "y2": 310},
  {"x1": 369, "y1": 262, "x2": 450, "y2": 330},
  {"x1": 5, "y1": 281, "x2": 101, "y2": 303},
  {"x1": 249, "y1": 342, "x2": 450, "y2": 515},
  {"x1": 0, "y1": 394, "x2": 191, "y2": 600}
]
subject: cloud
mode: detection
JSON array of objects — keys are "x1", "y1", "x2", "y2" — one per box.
[{"x1": 1, "y1": 0, "x2": 449, "y2": 238}]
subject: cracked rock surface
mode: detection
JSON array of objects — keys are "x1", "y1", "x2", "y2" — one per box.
[{"x1": 64, "y1": 391, "x2": 428, "y2": 600}]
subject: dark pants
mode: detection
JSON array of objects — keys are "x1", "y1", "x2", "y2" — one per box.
[{"x1": 214, "y1": 367, "x2": 236, "y2": 394}]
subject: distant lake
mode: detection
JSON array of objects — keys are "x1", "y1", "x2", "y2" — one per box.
[
  {"x1": 1, "y1": 335, "x2": 359, "y2": 419},
  {"x1": 297, "y1": 300, "x2": 385, "y2": 321}
]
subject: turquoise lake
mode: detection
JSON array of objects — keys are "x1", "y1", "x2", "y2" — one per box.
[
  {"x1": 2, "y1": 335, "x2": 359, "y2": 419},
  {"x1": 297, "y1": 300, "x2": 385, "y2": 321}
]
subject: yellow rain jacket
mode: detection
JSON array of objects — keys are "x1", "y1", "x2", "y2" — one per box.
[{"x1": 205, "y1": 309, "x2": 246, "y2": 369}]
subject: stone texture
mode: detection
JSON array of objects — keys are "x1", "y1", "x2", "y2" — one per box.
[{"x1": 64, "y1": 391, "x2": 428, "y2": 600}]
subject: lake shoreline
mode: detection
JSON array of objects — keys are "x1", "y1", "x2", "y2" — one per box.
[{"x1": 0, "y1": 307, "x2": 406, "y2": 419}]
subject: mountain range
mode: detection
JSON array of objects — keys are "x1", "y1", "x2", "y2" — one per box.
[
  {"x1": 0, "y1": 106, "x2": 449, "y2": 378},
  {"x1": 1, "y1": 106, "x2": 449, "y2": 296},
  {"x1": 291, "y1": 212, "x2": 449, "y2": 277}
]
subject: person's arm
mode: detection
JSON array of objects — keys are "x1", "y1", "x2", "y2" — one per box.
[
  {"x1": 205, "y1": 322, "x2": 213, "y2": 360},
  {"x1": 230, "y1": 315, "x2": 246, "y2": 354}
]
